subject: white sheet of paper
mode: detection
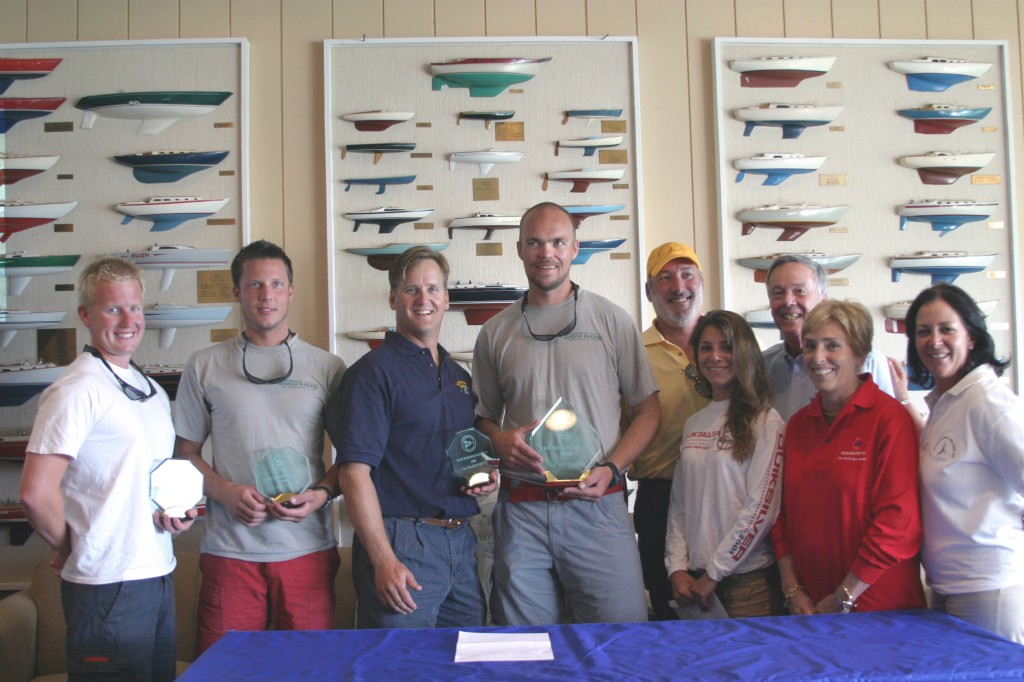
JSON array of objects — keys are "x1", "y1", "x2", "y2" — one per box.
[
  {"x1": 670, "y1": 593, "x2": 729, "y2": 620},
  {"x1": 454, "y1": 631, "x2": 555, "y2": 663}
]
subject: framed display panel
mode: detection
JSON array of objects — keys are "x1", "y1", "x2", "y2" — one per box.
[
  {"x1": 713, "y1": 37, "x2": 1020, "y2": 390},
  {"x1": 0, "y1": 38, "x2": 249, "y2": 433},
  {"x1": 325, "y1": 37, "x2": 643, "y2": 365}
]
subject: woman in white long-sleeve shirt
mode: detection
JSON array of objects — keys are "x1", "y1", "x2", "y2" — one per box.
[{"x1": 665, "y1": 310, "x2": 786, "y2": 617}]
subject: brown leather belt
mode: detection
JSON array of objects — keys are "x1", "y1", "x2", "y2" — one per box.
[
  {"x1": 400, "y1": 516, "x2": 467, "y2": 529},
  {"x1": 501, "y1": 477, "x2": 624, "y2": 503}
]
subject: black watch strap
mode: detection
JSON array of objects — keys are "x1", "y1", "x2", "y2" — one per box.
[
  {"x1": 311, "y1": 485, "x2": 334, "y2": 509},
  {"x1": 596, "y1": 461, "x2": 623, "y2": 487}
]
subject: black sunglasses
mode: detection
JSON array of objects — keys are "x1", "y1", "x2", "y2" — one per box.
[
  {"x1": 521, "y1": 283, "x2": 578, "y2": 342},
  {"x1": 84, "y1": 345, "x2": 158, "y2": 402},
  {"x1": 241, "y1": 333, "x2": 294, "y2": 385}
]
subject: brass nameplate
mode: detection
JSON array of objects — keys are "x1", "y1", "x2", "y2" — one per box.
[
  {"x1": 207, "y1": 218, "x2": 235, "y2": 225},
  {"x1": 57, "y1": 174, "x2": 73, "y2": 180},
  {"x1": 44, "y1": 121, "x2": 73, "y2": 132},
  {"x1": 599, "y1": 149, "x2": 628, "y2": 164},
  {"x1": 971, "y1": 175, "x2": 1000, "y2": 185},
  {"x1": 416, "y1": 122, "x2": 431, "y2": 128},
  {"x1": 53, "y1": 223, "x2": 73, "y2": 233},
  {"x1": 610, "y1": 214, "x2": 629, "y2": 220},
  {"x1": 828, "y1": 125, "x2": 845, "y2": 132},
  {"x1": 197, "y1": 270, "x2": 235, "y2": 303},
  {"x1": 213, "y1": 122, "x2": 234, "y2": 128},
  {"x1": 54, "y1": 284, "x2": 74, "y2": 292},
  {"x1": 218, "y1": 170, "x2": 235, "y2": 176},
  {"x1": 828, "y1": 226, "x2": 849, "y2": 234},
  {"x1": 495, "y1": 122, "x2": 525, "y2": 142},
  {"x1": 509, "y1": 88, "x2": 524, "y2": 95},
  {"x1": 416, "y1": 184, "x2": 433, "y2": 191},
  {"x1": 827, "y1": 277, "x2": 850, "y2": 287},
  {"x1": 826, "y1": 81, "x2": 842, "y2": 89},
  {"x1": 609, "y1": 252, "x2": 630, "y2": 261},
  {"x1": 472, "y1": 177, "x2": 500, "y2": 202},
  {"x1": 988, "y1": 221, "x2": 1004, "y2": 230},
  {"x1": 981, "y1": 126, "x2": 997, "y2": 133},
  {"x1": 413, "y1": 222, "x2": 434, "y2": 230},
  {"x1": 978, "y1": 84, "x2": 996, "y2": 91},
  {"x1": 476, "y1": 242, "x2": 503, "y2": 256},
  {"x1": 612, "y1": 183, "x2": 630, "y2": 190},
  {"x1": 601, "y1": 120, "x2": 627, "y2": 134},
  {"x1": 819, "y1": 174, "x2": 847, "y2": 186},
  {"x1": 987, "y1": 270, "x2": 1007, "y2": 279},
  {"x1": 410, "y1": 153, "x2": 432, "y2": 159},
  {"x1": 37, "y1": 329, "x2": 76, "y2": 366},
  {"x1": 211, "y1": 329, "x2": 237, "y2": 343}
]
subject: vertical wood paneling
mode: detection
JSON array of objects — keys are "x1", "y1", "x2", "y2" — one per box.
[
  {"x1": 333, "y1": 0, "x2": 384, "y2": 38},
  {"x1": 736, "y1": 0, "x2": 784, "y2": 36},
  {"x1": 484, "y1": 0, "x2": 537, "y2": 36},
  {"x1": 831, "y1": 0, "x2": 879, "y2": 38},
  {"x1": 683, "y1": 0, "x2": 735, "y2": 307},
  {"x1": 435, "y1": 0, "x2": 485, "y2": 36},
  {"x1": 587, "y1": 0, "x2": 637, "y2": 36},
  {"x1": 77, "y1": 0, "x2": 128, "y2": 40},
  {"x1": 879, "y1": 0, "x2": 927, "y2": 38},
  {"x1": 537, "y1": 0, "x2": 586, "y2": 35},
  {"x1": 127, "y1": 0, "x2": 178, "y2": 38},
  {"x1": 282, "y1": 0, "x2": 333, "y2": 346},
  {"x1": 26, "y1": 0, "x2": 77, "y2": 41},
  {"x1": 231, "y1": 0, "x2": 283, "y2": 247},
  {"x1": 782, "y1": 0, "x2": 832, "y2": 37},
  {"x1": 0, "y1": 0, "x2": 27, "y2": 43},
  {"x1": 383, "y1": 0, "x2": 434, "y2": 37},
  {"x1": 180, "y1": 0, "x2": 231, "y2": 38},
  {"x1": 924, "y1": 0, "x2": 974, "y2": 38}
]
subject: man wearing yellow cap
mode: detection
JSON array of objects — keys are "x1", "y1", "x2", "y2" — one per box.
[{"x1": 631, "y1": 242, "x2": 709, "y2": 619}]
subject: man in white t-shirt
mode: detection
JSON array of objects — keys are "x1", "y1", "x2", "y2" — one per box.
[{"x1": 20, "y1": 257, "x2": 196, "y2": 681}]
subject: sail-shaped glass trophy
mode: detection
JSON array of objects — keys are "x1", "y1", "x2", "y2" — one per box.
[
  {"x1": 252, "y1": 447, "x2": 312, "y2": 505},
  {"x1": 503, "y1": 397, "x2": 604, "y2": 486},
  {"x1": 150, "y1": 458, "x2": 203, "y2": 518},
  {"x1": 446, "y1": 427, "x2": 495, "y2": 488}
]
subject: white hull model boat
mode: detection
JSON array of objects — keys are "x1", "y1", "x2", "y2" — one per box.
[
  {"x1": 898, "y1": 151, "x2": 995, "y2": 185},
  {"x1": 0, "y1": 361, "x2": 65, "y2": 406},
  {"x1": 736, "y1": 252, "x2": 860, "y2": 283},
  {"x1": 344, "y1": 327, "x2": 394, "y2": 349},
  {"x1": 113, "y1": 244, "x2": 232, "y2": 290},
  {"x1": 75, "y1": 91, "x2": 232, "y2": 136},
  {"x1": 897, "y1": 199, "x2": 997, "y2": 235},
  {"x1": 0, "y1": 200, "x2": 78, "y2": 243},
  {"x1": 344, "y1": 243, "x2": 448, "y2": 271},
  {"x1": 743, "y1": 308, "x2": 777, "y2": 330},
  {"x1": 738, "y1": 204, "x2": 848, "y2": 241},
  {"x1": 555, "y1": 135, "x2": 624, "y2": 157},
  {"x1": 340, "y1": 111, "x2": 414, "y2": 131},
  {"x1": 144, "y1": 303, "x2": 232, "y2": 348},
  {"x1": 888, "y1": 57, "x2": 992, "y2": 92},
  {"x1": 733, "y1": 104, "x2": 843, "y2": 139},
  {"x1": 116, "y1": 196, "x2": 230, "y2": 231},
  {"x1": 734, "y1": 153, "x2": 825, "y2": 186},
  {"x1": 889, "y1": 251, "x2": 996, "y2": 284},
  {"x1": 343, "y1": 207, "x2": 433, "y2": 233},
  {"x1": 884, "y1": 299, "x2": 998, "y2": 333},
  {"x1": 449, "y1": 150, "x2": 524, "y2": 174},
  {"x1": 447, "y1": 214, "x2": 520, "y2": 239},
  {"x1": 729, "y1": 56, "x2": 836, "y2": 87},
  {"x1": 0, "y1": 153, "x2": 60, "y2": 185},
  {"x1": 0, "y1": 309, "x2": 66, "y2": 347},
  {"x1": 545, "y1": 167, "x2": 625, "y2": 193}
]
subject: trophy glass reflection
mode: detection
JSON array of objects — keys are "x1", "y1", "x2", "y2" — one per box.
[
  {"x1": 150, "y1": 458, "x2": 204, "y2": 518},
  {"x1": 252, "y1": 447, "x2": 312, "y2": 505},
  {"x1": 505, "y1": 397, "x2": 604, "y2": 486},
  {"x1": 446, "y1": 427, "x2": 495, "y2": 488}
]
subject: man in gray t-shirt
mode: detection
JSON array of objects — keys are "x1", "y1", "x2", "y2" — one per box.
[{"x1": 473, "y1": 202, "x2": 660, "y2": 625}]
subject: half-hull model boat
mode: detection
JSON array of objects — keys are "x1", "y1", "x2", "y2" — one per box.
[
  {"x1": 0, "y1": 200, "x2": 78, "y2": 243},
  {"x1": 889, "y1": 251, "x2": 996, "y2": 284},
  {"x1": 560, "y1": 204, "x2": 625, "y2": 228},
  {"x1": 345, "y1": 327, "x2": 393, "y2": 350},
  {"x1": 896, "y1": 104, "x2": 992, "y2": 134},
  {"x1": 343, "y1": 207, "x2": 433, "y2": 233},
  {"x1": 737, "y1": 204, "x2": 847, "y2": 241},
  {"x1": 0, "y1": 362, "x2": 64, "y2": 406},
  {"x1": 737, "y1": 252, "x2": 860, "y2": 283},
  {"x1": 116, "y1": 196, "x2": 230, "y2": 231},
  {"x1": 457, "y1": 110, "x2": 514, "y2": 127},
  {"x1": 729, "y1": 56, "x2": 836, "y2": 87},
  {"x1": 113, "y1": 244, "x2": 232, "y2": 290},
  {"x1": 733, "y1": 103, "x2": 843, "y2": 139},
  {"x1": 430, "y1": 57, "x2": 551, "y2": 97},
  {"x1": 898, "y1": 199, "x2": 997, "y2": 235},
  {"x1": 0, "y1": 252, "x2": 80, "y2": 295},
  {"x1": 743, "y1": 308, "x2": 777, "y2": 330},
  {"x1": 884, "y1": 298, "x2": 998, "y2": 333},
  {"x1": 545, "y1": 167, "x2": 625, "y2": 193},
  {"x1": 572, "y1": 238, "x2": 626, "y2": 264},
  {"x1": 555, "y1": 136, "x2": 623, "y2": 157},
  {"x1": 342, "y1": 175, "x2": 416, "y2": 195},
  {"x1": 447, "y1": 282, "x2": 527, "y2": 325},
  {"x1": 141, "y1": 363, "x2": 184, "y2": 400},
  {"x1": 0, "y1": 97, "x2": 65, "y2": 133},
  {"x1": 0, "y1": 310, "x2": 66, "y2": 347},
  {"x1": 0, "y1": 154, "x2": 60, "y2": 185},
  {"x1": 340, "y1": 111, "x2": 414, "y2": 131},
  {"x1": 342, "y1": 143, "x2": 416, "y2": 164},
  {"x1": 734, "y1": 153, "x2": 825, "y2": 186},
  {"x1": 144, "y1": 303, "x2": 232, "y2": 348},
  {"x1": 563, "y1": 109, "x2": 623, "y2": 125},
  {"x1": 888, "y1": 57, "x2": 992, "y2": 92},
  {"x1": 112, "y1": 150, "x2": 229, "y2": 183},
  {"x1": 898, "y1": 151, "x2": 995, "y2": 185},
  {"x1": 447, "y1": 213, "x2": 520, "y2": 239},
  {"x1": 0, "y1": 57, "x2": 62, "y2": 94},
  {"x1": 344, "y1": 243, "x2": 447, "y2": 271},
  {"x1": 449, "y1": 150, "x2": 524, "y2": 174},
  {"x1": 75, "y1": 91, "x2": 233, "y2": 135}
]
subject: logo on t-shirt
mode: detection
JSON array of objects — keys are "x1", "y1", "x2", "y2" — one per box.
[{"x1": 931, "y1": 435, "x2": 957, "y2": 461}]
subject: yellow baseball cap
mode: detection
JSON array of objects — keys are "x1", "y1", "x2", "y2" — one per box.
[{"x1": 646, "y1": 242, "x2": 701, "y2": 276}]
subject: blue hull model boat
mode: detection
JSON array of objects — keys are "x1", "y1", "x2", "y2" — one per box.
[{"x1": 113, "y1": 150, "x2": 230, "y2": 183}]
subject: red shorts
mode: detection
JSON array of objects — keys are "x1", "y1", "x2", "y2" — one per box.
[{"x1": 196, "y1": 548, "x2": 340, "y2": 654}]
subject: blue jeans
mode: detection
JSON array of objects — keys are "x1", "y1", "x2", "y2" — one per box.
[
  {"x1": 61, "y1": 574, "x2": 176, "y2": 682},
  {"x1": 353, "y1": 517, "x2": 485, "y2": 628}
]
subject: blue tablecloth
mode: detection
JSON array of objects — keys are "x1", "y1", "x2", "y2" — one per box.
[{"x1": 178, "y1": 610, "x2": 1024, "y2": 681}]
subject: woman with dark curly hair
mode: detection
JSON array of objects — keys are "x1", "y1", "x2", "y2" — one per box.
[
  {"x1": 906, "y1": 283, "x2": 1024, "y2": 643},
  {"x1": 771, "y1": 300, "x2": 925, "y2": 615},
  {"x1": 665, "y1": 310, "x2": 785, "y2": 617}
]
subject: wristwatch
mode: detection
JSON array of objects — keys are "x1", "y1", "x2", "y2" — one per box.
[{"x1": 595, "y1": 461, "x2": 623, "y2": 487}]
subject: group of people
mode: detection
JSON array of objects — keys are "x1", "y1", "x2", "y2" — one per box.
[{"x1": 16, "y1": 202, "x2": 1024, "y2": 680}]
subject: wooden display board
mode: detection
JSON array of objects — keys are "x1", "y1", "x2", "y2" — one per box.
[
  {"x1": 324, "y1": 37, "x2": 643, "y2": 365},
  {"x1": 713, "y1": 37, "x2": 1019, "y2": 390}
]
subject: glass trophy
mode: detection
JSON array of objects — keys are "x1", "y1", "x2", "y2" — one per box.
[
  {"x1": 252, "y1": 447, "x2": 312, "y2": 505},
  {"x1": 446, "y1": 427, "x2": 495, "y2": 488},
  {"x1": 150, "y1": 459, "x2": 203, "y2": 518},
  {"x1": 503, "y1": 397, "x2": 604, "y2": 487}
]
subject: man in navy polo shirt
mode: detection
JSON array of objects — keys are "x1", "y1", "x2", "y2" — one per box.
[{"x1": 329, "y1": 246, "x2": 496, "y2": 628}]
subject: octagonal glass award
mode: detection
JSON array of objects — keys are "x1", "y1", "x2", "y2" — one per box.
[
  {"x1": 150, "y1": 458, "x2": 203, "y2": 518},
  {"x1": 504, "y1": 397, "x2": 604, "y2": 486},
  {"x1": 446, "y1": 427, "x2": 495, "y2": 488},
  {"x1": 252, "y1": 447, "x2": 312, "y2": 505}
]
